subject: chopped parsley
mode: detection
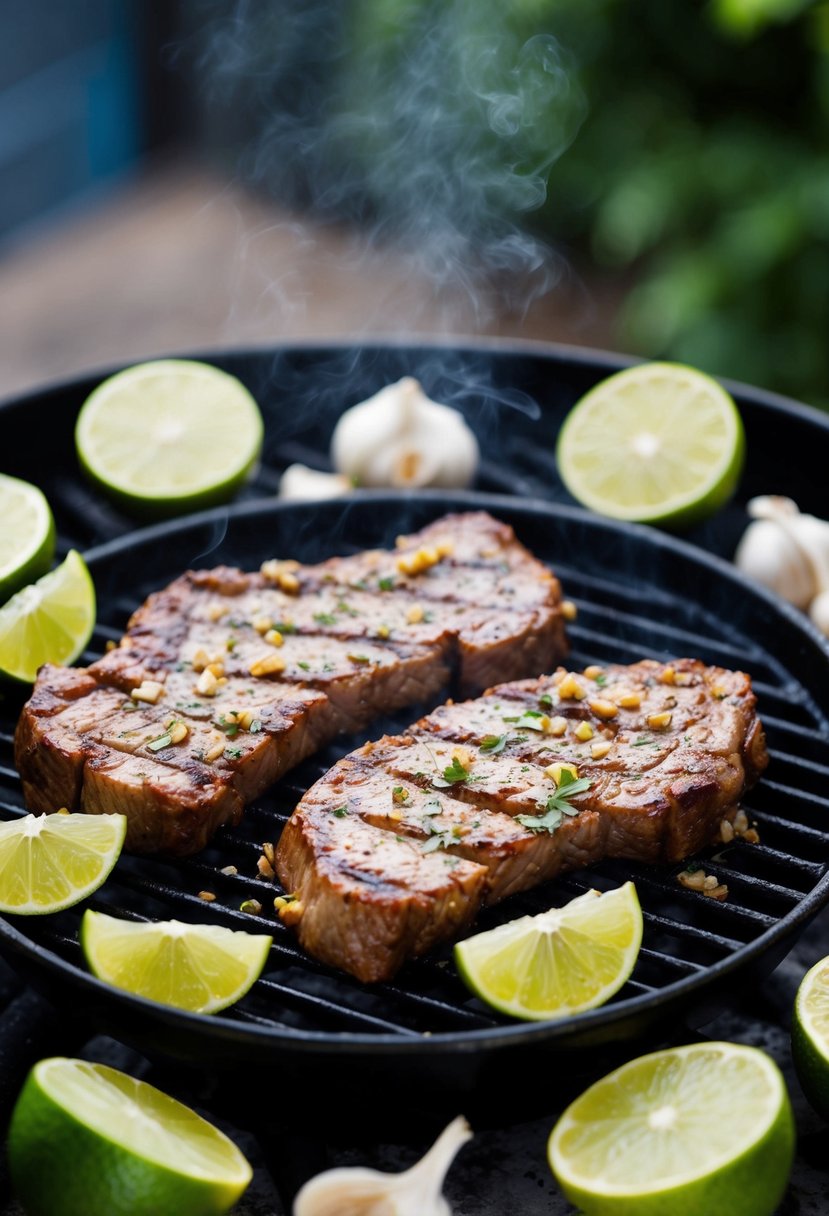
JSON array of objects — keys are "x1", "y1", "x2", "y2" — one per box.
[
  {"x1": 539, "y1": 692, "x2": 554, "y2": 708},
  {"x1": 480, "y1": 733, "x2": 508, "y2": 755},
  {"x1": 250, "y1": 719, "x2": 263, "y2": 733},
  {"x1": 347, "y1": 653, "x2": 371, "y2": 665},
  {"x1": 516, "y1": 771, "x2": 592, "y2": 834},
  {"x1": 378, "y1": 576, "x2": 395, "y2": 591},
  {"x1": 297, "y1": 661, "x2": 311, "y2": 671},
  {"x1": 216, "y1": 715, "x2": 240, "y2": 737},
  {"x1": 336, "y1": 600, "x2": 359, "y2": 617},
  {"x1": 274, "y1": 620, "x2": 296, "y2": 634},
  {"x1": 331, "y1": 805, "x2": 348, "y2": 818},
  {"x1": 147, "y1": 732, "x2": 172, "y2": 752},
  {"x1": 632, "y1": 735, "x2": 654, "y2": 747},
  {"x1": 433, "y1": 757, "x2": 469, "y2": 786},
  {"x1": 420, "y1": 820, "x2": 463, "y2": 853},
  {"x1": 314, "y1": 612, "x2": 337, "y2": 626},
  {"x1": 224, "y1": 746, "x2": 242, "y2": 760},
  {"x1": 594, "y1": 673, "x2": 607, "y2": 687}
]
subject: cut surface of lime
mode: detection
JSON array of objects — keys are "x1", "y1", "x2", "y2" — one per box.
[
  {"x1": 0, "y1": 473, "x2": 55, "y2": 604},
  {"x1": 0, "y1": 548, "x2": 95, "y2": 683},
  {"x1": 557, "y1": 362, "x2": 745, "y2": 527},
  {"x1": 793, "y1": 954, "x2": 829, "y2": 1119},
  {"x1": 453, "y1": 882, "x2": 642, "y2": 1021},
  {"x1": 8, "y1": 1057, "x2": 252, "y2": 1216},
  {"x1": 548, "y1": 1042, "x2": 794, "y2": 1216},
  {"x1": 0, "y1": 812, "x2": 126, "y2": 914},
  {"x1": 75, "y1": 359, "x2": 264, "y2": 517},
  {"x1": 82, "y1": 910, "x2": 272, "y2": 1014}
]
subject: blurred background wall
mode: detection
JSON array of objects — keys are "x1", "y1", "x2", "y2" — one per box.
[{"x1": 1, "y1": 0, "x2": 826, "y2": 404}]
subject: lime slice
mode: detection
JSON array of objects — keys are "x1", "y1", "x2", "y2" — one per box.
[
  {"x1": 0, "y1": 548, "x2": 95, "y2": 683},
  {"x1": 0, "y1": 812, "x2": 126, "y2": 914},
  {"x1": 793, "y1": 954, "x2": 829, "y2": 1119},
  {"x1": 548, "y1": 1042, "x2": 794, "y2": 1216},
  {"x1": 8, "y1": 1057, "x2": 252, "y2": 1216},
  {"x1": 557, "y1": 362, "x2": 745, "y2": 527},
  {"x1": 453, "y1": 883, "x2": 642, "y2": 1021},
  {"x1": 0, "y1": 474, "x2": 56, "y2": 604},
  {"x1": 75, "y1": 359, "x2": 264, "y2": 517},
  {"x1": 81, "y1": 910, "x2": 272, "y2": 1014}
]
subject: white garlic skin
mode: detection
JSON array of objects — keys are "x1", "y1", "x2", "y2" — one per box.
[
  {"x1": 293, "y1": 1115, "x2": 471, "y2": 1216},
  {"x1": 331, "y1": 378, "x2": 479, "y2": 489},
  {"x1": 279, "y1": 464, "x2": 352, "y2": 501},
  {"x1": 734, "y1": 518, "x2": 816, "y2": 610},
  {"x1": 735, "y1": 496, "x2": 829, "y2": 634}
]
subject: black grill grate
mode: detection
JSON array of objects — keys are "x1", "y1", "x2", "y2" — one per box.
[
  {"x1": 1, "y1": 343, "x2": 829, "y2": 1101},
  {"x1": 1, "y1": 492, "x2": 829, "y2": 1065}
]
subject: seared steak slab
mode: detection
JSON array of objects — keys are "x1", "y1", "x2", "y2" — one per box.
[
  {"x1": 275, "y1": 659, "x2": 768, "y2": 982},
  {"x1": 15, "y1": 513, "x2": 567, "y2": 853}
]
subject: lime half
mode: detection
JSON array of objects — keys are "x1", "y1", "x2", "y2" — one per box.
[
  {"x1": 0, "y1": 812, "x2": 126, "y2": 914},
  {"x1": 81, "y1": 910, "x2": 272, "y2": 1014},
  {"x1": 0, "y1": 474, "x2": 56, "y2": 604},
  {"x1": 454, "y1": 883, "x2": 642, "y2": 1021},
  {"x1": 557, "y1": 362, "x2": 745, "y2": 528},
  {"x1": 75, "y1": 359, "x2": 264, "y2": 517},
  {"x1": 8, "y1": 1057, "x2": 252, "y2": 1216},
  {"x1": 793, "y1": 954, "x2": 829, "y2": 1119},
  {"x1": 0, "y1": 548, "x2": 95, "y2": 683},
  {"x1": 548, "y1": 1042, "x2": 794, "y2": 1216}
]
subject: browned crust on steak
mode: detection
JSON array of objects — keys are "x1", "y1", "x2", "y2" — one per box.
[
  {"x1": 275, "y1": 658, "x2": 769, "y2": 981},
  {"x1": 15, "y1": 513, "x2": 568, "y2": 853}
]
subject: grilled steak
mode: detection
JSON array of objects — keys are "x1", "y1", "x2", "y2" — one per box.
[
  {"x1": 15, "y1": 513, "x2": 568, "y2": 853},
  {"x1": 275, "y1": 659, "x2": 768, "y2": 982}
]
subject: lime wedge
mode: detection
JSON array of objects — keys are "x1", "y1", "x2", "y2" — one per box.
[
  {"x1": 8, "y1": 1057, "x2": 252, "y2": 1216},
  {"x1": 793, "y1": 954, "x2": 829, "y2": 1119},
  {"x1": 75, "y1": 359, "x2": 264, "y2": 517},
  {"x1": 81, "y1": 910, "x2": 272, "y2": 1014},
  {"x1": 0, "y1": 548, "x2": 95, "y2": 683},
  {"x1": 548, "y1": 1042, "x2": 794, "y2": 1216},
  {"x1": 453, "y1": 883, "x2": 642, "y2": 1021},
  {"x1": 557, "y1": 362, "x2": 745, "y2": 527},
  {"x1": 0, "y1": 812, "x2": 126, "y2": 914},
  {"x1": 0, "y1": 474, "x2": 56, "y2": 604}
]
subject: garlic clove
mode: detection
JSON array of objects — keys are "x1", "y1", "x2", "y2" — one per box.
[
  {"x1": 746, "y1": 495, "x2": 801, "y2": 521},
  {"x1": 331, "y1": 378, "x2": 479, "y2": 490},
  {"x1": 293, "y1": 1116, "x2": 472, "y2": 1216},
  {"x1": 279, "y1": 464, "x2": 353, "y2": 501},
  {"x1": 810, "y1": 588, "x2": 829, "y2": 637},
  {"x1": 734, "y1": 518, "x2": 817, "y2": 609}
]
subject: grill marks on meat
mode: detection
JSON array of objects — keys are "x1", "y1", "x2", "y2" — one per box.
[
  {"x1": 15, "y1": 514, "x2": 567, "y2": 854},
  {"x1": 275, "y1": 659, "x2": 769, "y2": 982}
]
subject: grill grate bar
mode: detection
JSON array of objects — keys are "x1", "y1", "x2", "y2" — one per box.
[
  {"x1": 255, "y1": 977, "x2": 424, "y2": 1037},
  {"x1": 567, "y1": 604, "x2": 773, "y2": 674},
  {"x1": 638, "y1": 947, "x2": 704, "y2": 975}
]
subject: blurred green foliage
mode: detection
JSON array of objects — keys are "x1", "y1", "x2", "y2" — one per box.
[{"x1": 343, "y1": 0, "x2": 829, "y2": 404}]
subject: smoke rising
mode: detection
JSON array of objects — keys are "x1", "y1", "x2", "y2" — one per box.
[{"x1": 184, "y1": 0, "x2": 587, "y2": 324}]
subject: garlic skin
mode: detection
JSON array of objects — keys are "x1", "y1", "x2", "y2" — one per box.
[
  {"x1": 279, "y1": 463, "x2": 352, "y2": 501},
  {"x1": 293, "y1": 1115, "x2": 472, "y2": 1216},
  {"x1": 735, "y1": 496, "x2": 829, "y2": 633},
  {"x1": 331, "y1": 378, "x2": 479, "y2": 489}
]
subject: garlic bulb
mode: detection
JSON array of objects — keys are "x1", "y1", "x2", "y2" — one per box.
[
  {"x1": 331, "y1": 378, "x2": 479, "y2": 489},
  {"x1": 293, "y1": 1116, "x2": 472, "y2": 1216},
  {"x1": 735, "y1": 496, "x2": 829, "y2": 634},
  {"x1": 279, "y1": 463, "x2": 352, "y2": 501}
]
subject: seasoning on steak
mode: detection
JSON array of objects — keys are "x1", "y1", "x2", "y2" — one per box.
[
  {"x1": 15, "y1": 513, "x2": 568, "y2": 854},
  {"x1": 274, "y1": 659, "x2": 768, "y2": 982}
]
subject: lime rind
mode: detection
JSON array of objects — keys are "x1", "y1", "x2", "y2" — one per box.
[
  {"x1": 0, "y1": 474, "x2": 56, "y2": 604},
  {"x1": 548, "y1": 1042, "x2": 795, "y2": 1216},
  {"x1": 0, "y1": 549, "x2": 96, "y2": 683},
  {"x1": 81, "y1": 911, "x2": 273, "y2": 1015},
  {"x1": 793, "y1": 955, "x2": 829, "y2": 1119},
  {"x1": 8, "y1": 1057, "x2": 252, "y2": 1216},
  {"x1": 75, "y1": 360, "x2": 264, "y2": 517},
  {"x1": 557, "y1": 362, "x2": 745, "y2": 528},
  {"x1": 0, "y1": 813, "x2": 126, "y2": 915},
  {"x1": 454, "y1": 883, "x2": 642, "y2": 1021}
]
